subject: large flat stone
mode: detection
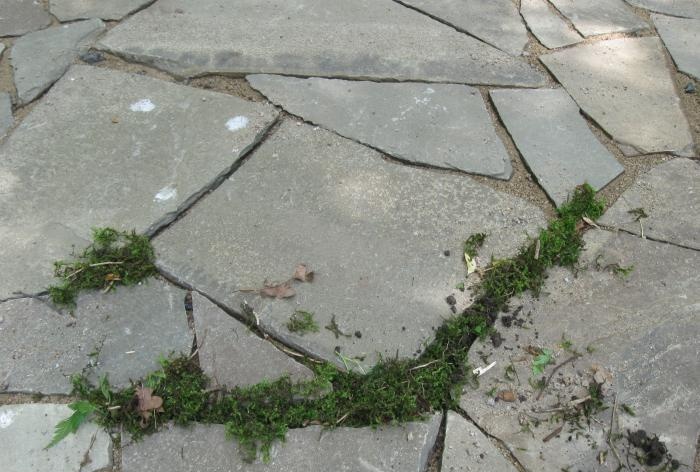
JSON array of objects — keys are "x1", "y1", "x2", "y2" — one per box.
[
  {"x1": 0, "y1": 65, "x2": 277, "y2": 299},
  {"x1": 50, "y1": 0, "x2": 154, "y2": 21},
  {"x1": 0, "y1": 92, "x2": 11, "y2": 138},
  {"x1": 520, "y1": 0, "x2": 583, "y2": 49},
  {"x1": 549, "y1": 0, "x2": 648, "y2": 36},
  {"x1": 154, "y1": 119, "x2": 547, "y2": 369},
  {"x1": 653, "y1": 14, "x2": 700, "y2": 80},
  {"x1": 248, "y1": 75, "x2": 512, "y2": 179},
  {"x1": 399, "y1": 0, "x2": 528, "y2": 56},
  {"x1": 122, "y1": 414, "x2": 441, "y2": 471},
  {"x1": 627, "y1": 0, "x2": 700, "y2": 19},
  {"x1": 541, "y1": 37, "x2": 695, "y2": 157},
  {"x1": 11, "y1": 19, "x2": 105, "y2": 105},
  {"x1": 0, "y1": 404, "x2": 111, "y2": 472},
  {"x1": 459, "y1": 230, "x2": 700, "y2": 470},
  {"x1": 98, "y1": 0, "x2": 545, "y2": 86},
  {"x1": 0, "y1": 0, "x2": 51, "y2": 37},
  {"x1": 600, "y1": 158, "x2": 700, "y2": 250},
  {"x1": 491, "y1": 88, "x2": 623, "y2": 206},
  {"x1": 0, "y1": 279, "x2": 192, "y2": 394}
]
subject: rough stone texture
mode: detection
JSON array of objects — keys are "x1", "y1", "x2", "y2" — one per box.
[
  {"x1": 122, "y1": 415, "x2": 441, "y2": 471},
  {"x1": 549, "y1": 0, "x2": 648, "y2": 36},
  {"x1": 0, "y1": 42, "x2": 5, "y2": 56},
  {"x1": 0, "y1": 65, "x2": 277, "y2": 299},
  {"x1": 11, "y1": 19, "x2": 106, "y2": 105},
  {"x1": 0, "y1": 404, "x2": 111, "y2": 472},
  {"x1": 399, "y1": 0, "x2": 528, "y2": 56},
  {"x1": 627, "y1": 0, "x2": 700, "y2": 19},
  {"x1": 459, "y1": 229, "x2": 700, "y2": 470},
  {"x1": 520, "y1": 0, "x2": 583, "y2": 49},
  {"x1": 600, "y1": 158, "x2": 700, "y2": 250},
  {"x1": 192, "y1": 292, "x2": 314, "y2": 388},
  {"x1": 653, "y1": 14, "x2": 700, "y2": 80},
  {"x1": 541, "y1": 37, "x2": 695, "y2": 157},
  {"x1": 248, "y1": 75, "x2": 512, "y2": 179},
  {"x1": 154, "y1": 120, "x2": 547, "y2": 369},
  {"x1": 0, "y1": 92, "x2": 12, "y2": 138},
  {"x1": 98, "y1": 0, "x2": 545, "y2": 86},
  {"x1": 0, "y1": 0, "x2": 51, "y2": 37},
  {"x1": 491, "y1": 88, "x2": 623, "y2": 206},
  {"x1": 0, "y1": 279, "x2": 192, "y2": 393},
  {"x1": 442, "y1": 412, "x2": 518, "y2": 472},
  {"x1": 50, "y1": 0, "x2": 154, "y2": 21}
]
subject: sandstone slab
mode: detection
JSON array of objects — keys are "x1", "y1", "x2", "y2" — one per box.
[
  {"x1": 491, "y1": 88, "x2": 623, "y2": 206},
  {"x1": 550, "y1": 0, "x2": 648, "y2": 36},
  {"x1": 122, "y1": 415, "x2": 441, "y2": 471},
  {"x1": 50, "y1": 0, "x2": 154, "y2": 21},
  {"x1": 0, "y1": 65, "x2": 277, "y2": 299},
  {"x1": 98, "y1": 0, "x2": 545, "y2": 86},
  {"x1": 0, "y1": 92, "x2": 11, "y2": 138},
  {"x1": 520, "y1": 0, "x2": 583, "y2": 49},
  {"x1": 627, "y1": 0, "x2": 700, "y2": 19},
  {"x1": 0, "y1": 0, "x2": 51, "y2": 37},
  {"x1": 11, "y1": 19, "x2": 105, "y2": 105},
  {"x1": 653, "y1": 14, "x2": 700, "y2": 80},
  {"x1": 0, "y1": 279, "x2": 192, "y2": 394},
  {"x1": 248, "y1": 75, "x2": 512, "y2": 179},
  {"x1": 542, "y1": 37, "x2": 695, "y2": 157},
  {"x1": 0, "y1": 404, "x2": 111, "y2": 472}
]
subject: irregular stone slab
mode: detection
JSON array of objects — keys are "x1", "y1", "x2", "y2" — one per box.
[
  {"x1": 154, "y1": 120, "x2": 547, "y2": 369},
  {"x1": 98, "y1": 0, "x2": 545, "y2": 86},
  {"x1": 600, "y1": 158, "x2": 700, "y2": 250},
  {"x1": 653, "y1": 14, "x2": 700, "y2": 80},
  {"x1": 542, "y1": 37, "x2": 695, "y2": 157},
  {"x1": 0, "y1": 65, "x2": 277, "y2": 299},
  {"x1": 442, "y1": 411, "x2": 518, "y2": 472},
  {"x1": 0, "y1": 404, "x2": 111, "y2": 472},
  {"x1": 459, "y1": 230, "x2": 700, "y2": 470},
  {"x1": 0, "y1": 279, "x2": 192, "y2": 393},
  {"x1": 0, "y1": 0, "x2": 51, "y2": 37},
  {"x1": 520, "y1": 0, "x2": 583, "y2": 49},
  {"x1": 122, "y1": 414, "x2": 441, "y2": 471},
  {"x1": 192, "y1": 292, "x2": 314, "y2": 388},
  {"x1": 0, "y1": 42, "x2": 5, "y2": 56},
  {"x1": 627, "y1": 0, "x2": 700, "y2": 19},
  {"x1": 248, "y1": 75, "x2": 512, "y2": 179},
  {"x1": 0, "y1": 92, "x2": 12, "y2": 138},
  {"x1": 549, "y1": 0, "x2": 648, "y2": 36},
  {"x1": 11, "y1": 19, "x2": 105, "y2": 105},
  {"x1": 491, "y1": 88, "x2": 623, "y2": 206},
  {"x1": 399, "y1": 0, "x2": 528, "y2": 56},
  {"x1": 50, "y1": 0, "x2": 154, "y2": 21}
]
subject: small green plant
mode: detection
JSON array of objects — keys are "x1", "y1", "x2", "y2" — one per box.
[
  {"x1": 46, "y1": 401, "x2": 96, "y2": 449},
  {"x1": 286, "y1": 311, "x2": 319, "y2": 334},
  {"x1": 464, "y1": 233, "x2": 487, "y2": 259},
  {"x1": 628, "y1": 207, "x2": 648, "y2": 221},
  {"x1": 531, "y1": 348, "x2": 554, "y2": 376},
  {"x1": 613, "y1": 264, "x2": 635, "y2": 278}
]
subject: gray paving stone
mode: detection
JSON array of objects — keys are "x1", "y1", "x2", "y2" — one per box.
[
  {"x1": 0, "y1": 279, "x2": 192, "y2": 394},
  {"x1": 653, "y1": 14, "x2": 700, "y2": 80},
  {"x1": 0, "y1": 404, "x2": 111, "y2": 472},
  {"x1": 11, "y1": 19, "x2": 105, "y2": 105},
  {"x1": 192, "y1": 292, "x2": 314, "y2": 388},
  {"x1": 0, "y1": 92, "x2": 12, "y2": 138},
  {"x1": 0, "y1": 42, "x2": 5, "y2": 56},
  {"x1": 399, "y1": 0, "x2": 528, "y2": 56},
  {"x1": 248, "y1": 75, "x2": 512, "y2": 179},
  {"x1": 154, "y1": 119, "x2": 547, "y2": 369},
  {"x1": 520, "y1": 0, "x2": 583, "y2": 49},
  {"x1": 600, "y1": 158, "x2": 700, "y2": 250},
  {"x1": 122, "y1": 414, "x2": 441, "y2": 471},
  {"x1": 627, "y1": 0, "x2": 700, "y2": 19},
  {"x1": 0, "y1": 65, "x2": 277, "y2": 299},
  {"x1": 50, "y1": 0, "x2": 154, "y2": 21},
  {"x1": 549, "y1": 0, "x2": 648, "y2": 36},
  {"x1": 491, "y1": 88, "x2": 623, "y2": 206},
  {"x1": 459, "y1": 229, "x2": 700, "y2": 470},
  {"x1": 98, "y1": 0, "x2": 545, "y2": 86},
  {"x1": 0, "y1": 0, "x2": 51, "y2": 37},
  {"x1": 541, "y1": 37, "x2": 695, "y2": 157}
]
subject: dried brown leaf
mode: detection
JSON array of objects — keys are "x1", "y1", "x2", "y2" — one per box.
[
  {"x1": 497, "y1": 390, "x2": 516, "y2": 402},
  {"x1": 260, "y1": 282, "x2": 296, "y2": 299},
  {"x1": 293, "y1": 264, "x2": 314, "y2": 282},
  {"x1": 136, "y1": 386, "x2": 164, "y2": 421}
]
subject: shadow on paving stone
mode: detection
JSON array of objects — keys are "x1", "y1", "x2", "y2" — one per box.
[
  {"x1": 626, "y1": 0, "x2": 700, "y2": 19},
  {"x1": 549, "y1": 0, "x2": 648, "y2": 36},
  {"x1": 49, "y1": 0, "x2": 155, "y2": 22}
]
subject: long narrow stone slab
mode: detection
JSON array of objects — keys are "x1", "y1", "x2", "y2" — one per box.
[
  {"x1": 627, "y1": 0, "x2": 700, "y2": 19},
  {"x1": 154, "y1": 119, "x2": 547, "y2": 369},
  {"x1": 122, "y1": 415, "x2": 441, "y2": 471},
  {"x1": 399, "y1": 0, "x2": 529, "y2": 56},
  {"x1": 550, "y1": 0, "x2": 648, "y2": 36},
  {"x1": 520, "y1": 0, "x2": 583, "y2": 49},
  {"x1": 98, "y1": 0, "x2": 545, "y2": 86},
  {"x1": 50, "y1": 0, "x2": 154, "y2": 21},
  {"x1": 491, "y1": 88, "x2": 623, "y2": 206},
  {"x1": 0, "y1": 279, "x2": 192, "y2": 394},
  {"x1": 248, "y1": 75, "x2": 512, "y2": 179},
  {"x1": 653, "y1": 14, "x2": 700, "y2": 80},
  {"x1": 0, "y1": 65, "x2": 277, "y2": 299},
  {"x1": 0, "y1": 0, "x2": 51, "y2": 37},
  {"x1": 541, "y1": 37, "x2": 695, "y2": 157},
  {"x1": 0, "y1": 404, "x2": 112, "y2": 472},
  {"x1": 11, "y1": 19, "x2": 106, "y2": 105},
  {"x1": 0, "y1": 92, "x2": 12, "y2": 138}
]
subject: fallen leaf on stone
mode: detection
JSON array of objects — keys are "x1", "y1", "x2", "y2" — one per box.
[
  {"x1": 135, "y1": 386, "x2": 164, "y2": 425},
  {"x1": 497, "y1": 390, "x2": 516, "y2": 402},
  {"x1": 260, "y1": 282, "x2": 296, "y2": 299},
  {"x1": 465, "y1": 254, "x2": 477, "y2": 275},
  {"x1": 293, "y1": 264, "x2": 314, "y2": 282},
  {"x1": 582, "y1": 216, "x2": 600, "y2": 229}
]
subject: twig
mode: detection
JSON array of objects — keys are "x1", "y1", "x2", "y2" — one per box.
[
  {"x1": 608, "y1": 393, "x2": 618, "y2": 443},
  {"x1": 409, "y1": 360, "x2": 439, "y2": 372},
  {"x1": 542, "y1": 425, "x2": 563, "y2": 442},
  {"x1": 535, "y1": 354, "x2": 581, "y2": 401},
  {"x1": 89, "y1": 261, "x2": 124, "y2": 267},
  {"x1": 534, "y1": 239, "x2": 541, "y2": 260},
  {"x1": 335, "y1": 412, "x2": 350, "y2": 425}
]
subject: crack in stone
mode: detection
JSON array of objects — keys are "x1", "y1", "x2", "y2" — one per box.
[{"x1": 600, "y1": 226, "x2": 700, "y2": 252}]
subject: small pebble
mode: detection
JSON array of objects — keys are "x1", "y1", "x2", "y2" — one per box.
[
  {"x1": 80, "y1": 51, "x2": 104, "y2": 64},
  {"x1": 445, "y1": 295, "x2": 456, "y2": 305},
  {"x1": 684, "y1": 82, "x2": 696, "y2": 94}
]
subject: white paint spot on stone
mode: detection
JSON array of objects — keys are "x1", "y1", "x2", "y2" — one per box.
[
  {"x1": 154, "y1": 186, "x2": 177, "y2": 203},
  {"x1": 0, "y1": 410, "x2": 16, "y2": 429},
  {"x1": 130, "y1": 99, "x2": 156, "y2": 112},
  {"x1": 226, "y1": 116, "x2": 249, "y2": 131}
]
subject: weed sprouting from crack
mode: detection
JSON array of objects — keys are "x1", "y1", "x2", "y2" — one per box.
[{"x1": 287, "y1": 311, "x2": 319, "y2": 335}]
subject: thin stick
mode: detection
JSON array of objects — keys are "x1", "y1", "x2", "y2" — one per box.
[
  {"x1": 409, "y1": 360, "x2": 439, "y2": 372},
  {"x1": 536, "y1": 354, "x2": 581, "y2": 401},
  {"x1": 543, "y1": 425, "x2": 563, "y2": 443},
  {"x1": 89, "y1": 261, "x2": 124, "y2": 267}
]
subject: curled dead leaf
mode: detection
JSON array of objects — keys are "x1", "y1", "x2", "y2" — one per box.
[
  {"x1": 104, "y1": 273, "x2": 121, "y2": 282},
  {"x1": 497, "y1": 390, "x2": 516, "y2": 402},
  {"x1": 135, "y1": 386, "x2": 164, "y2": 426},
  {"x1": 260, "y1": 282, "x2": 296, "y2": 299},
  {"x1": 293, "y1": 264, "x2": 314, "y2": 282}
]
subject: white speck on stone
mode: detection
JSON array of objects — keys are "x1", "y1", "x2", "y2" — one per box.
[
  {"x1": 425, "y1": 87, "x2": 435, "y2": 94},
  {"x1": 0, "y1": 410, "x2": 16, "y2": 429},
  {"x1": 226, "y1": 116, "x2": 249, "y2": 131},
  {"x1": 124, "y1": 327, "x2": 132, "y2": 335},
  {"x1": 154, "y1": 186, "x2": 177, "y2": 203},
  {"x1": 130, "y1": 99, "x2": 156, "y2": 112}
]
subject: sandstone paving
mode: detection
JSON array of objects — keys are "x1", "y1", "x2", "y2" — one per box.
[
  {"x1": 0, "y1": 92, "x2": 11, "y2": 138},
  {"x1": 653, "y1": 14, "x2": 700, "y2": 80},
  {"x1": 248, "y1": 75, "x2": 512, "y2": 179},
  {"x1": 549, "y1": 0, "x2": 648, "y2": 36},
  {"x1": 0, "y1": 0, "x2": 51, "y2": 37},
  {"x1": 98, "y1": 0, "x2": 546, "y2": 86},
  {"x1": 50, "y1": 0, "x2": 155, "y2": 21},
  {"x1": 626, "y1": 0, "x2": 700, "y2": 19},
  {"x1": 541, "y1": 37, "x2": 695, "y2": 157},
  {"x1": 520, "y1": 0, "x2": 583, "y2": 49}
]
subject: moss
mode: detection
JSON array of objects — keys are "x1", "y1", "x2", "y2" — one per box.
[{"x1": 286, "y1": 311, "x2": 319, "y2": 335}]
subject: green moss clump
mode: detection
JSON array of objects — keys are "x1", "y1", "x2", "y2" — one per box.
[{"x1": 286, "y1": 311, "x2": 319, "y2": 335}]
